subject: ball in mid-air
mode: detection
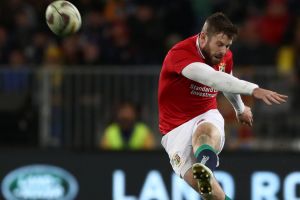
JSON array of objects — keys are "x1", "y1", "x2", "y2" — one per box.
[{"x1": 45, "y1": 0, "x2": 82, "y2": 36}]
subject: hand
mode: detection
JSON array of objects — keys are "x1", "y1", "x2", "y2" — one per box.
[
  {"x1": 237, "y1": 106, "x2": 253, "y2": 127},
  {"x1": 252, "y1": 88, "x2": 288, "y2": 105}
]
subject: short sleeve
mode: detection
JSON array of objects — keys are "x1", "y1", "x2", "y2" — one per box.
[{"x1": 168, "y1": 49, "x2": 201, "y2": 74}]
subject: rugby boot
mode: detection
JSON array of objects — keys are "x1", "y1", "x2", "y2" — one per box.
[{"x1": 192, "y1": 163, "x2": 213, "y2": 195}]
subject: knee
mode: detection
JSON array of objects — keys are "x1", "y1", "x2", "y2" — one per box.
[
  {"x1": 192, "y1": 124, "x2": 213, "y2": 145},
  {"x1": 193, "y1": 134, "x2": 211, "y2": 145},
  {"x1": 192, "y1": 123, "x2": 219, "y2": 149}
]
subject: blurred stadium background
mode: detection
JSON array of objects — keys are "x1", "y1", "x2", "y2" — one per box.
[{"x1": 0, "y1": 0, "x2": 300, "y2": 199}]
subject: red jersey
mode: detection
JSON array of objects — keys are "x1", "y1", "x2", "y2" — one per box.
[{"x1": 158, "y1": 35, "x2": 233, "y2": 134}]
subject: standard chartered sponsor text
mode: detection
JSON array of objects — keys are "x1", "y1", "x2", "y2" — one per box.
[{"x1": 190, "y1": 84, "x2": 217, "y2": 97}]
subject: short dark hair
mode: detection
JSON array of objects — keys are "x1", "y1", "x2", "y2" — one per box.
[{"x1": 204, "y1": 12, "x2": 238, "y2": 39}]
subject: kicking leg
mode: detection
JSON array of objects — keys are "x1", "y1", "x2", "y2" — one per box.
[
  {"x1": 184, "y1": 167, "x2": 224, "y2": 200},
  {"x1": 191, "y1": 122, "x2": 225, "y2": 199}
]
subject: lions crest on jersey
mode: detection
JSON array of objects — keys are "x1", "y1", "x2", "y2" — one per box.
[{"x1": 218, "y1": 62, "x2": 226, "y2": 72}]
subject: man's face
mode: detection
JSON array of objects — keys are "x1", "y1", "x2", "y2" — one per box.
[
  {"x1": 117, "y1": 104, "x2": 136, "y2": 130},
  {"x1": 201, "y1": 32, "x2": 233, "y2": 65}
]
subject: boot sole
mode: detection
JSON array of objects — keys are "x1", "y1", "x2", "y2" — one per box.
[{"x1": 192, "y1": 163, "x2": 212, "y2": 195}]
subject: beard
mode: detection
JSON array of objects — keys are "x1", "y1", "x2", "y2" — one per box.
[{"x1": 202, "y1": 45, "x2": 223, "y2": 66}]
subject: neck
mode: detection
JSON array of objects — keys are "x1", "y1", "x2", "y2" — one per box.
[{"x1": 196, "y1": 35, "x2": 205, "y2": 59}]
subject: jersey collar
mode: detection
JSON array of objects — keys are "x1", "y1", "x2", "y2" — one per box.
[{"x1": 196, "y1": 34, "x2": 205, "y2": 59}]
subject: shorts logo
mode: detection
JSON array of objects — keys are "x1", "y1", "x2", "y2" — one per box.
[{"x1": 171, "y1": 153, "x2": 181, "y2": 167}]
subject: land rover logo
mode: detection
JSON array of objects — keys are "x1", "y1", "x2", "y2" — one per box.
[{"x1": 1, "y1": 164, "x2": 79, "y2": 200}]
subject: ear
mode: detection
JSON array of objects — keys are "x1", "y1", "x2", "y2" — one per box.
[{"x1": 199, "y1": 32, "x2": 208, "y2": 48}]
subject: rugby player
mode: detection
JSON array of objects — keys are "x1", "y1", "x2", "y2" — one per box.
[{"x1": 158, "y1": 12, "x2": 288, "y2": 200}]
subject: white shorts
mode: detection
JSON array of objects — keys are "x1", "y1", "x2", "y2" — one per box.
[{"x1": 161, "y1": 109, "x2": 225, "y2": 178}]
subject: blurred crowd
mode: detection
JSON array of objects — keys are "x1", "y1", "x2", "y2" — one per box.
[
  {"x1": 0, "y1": 0, "x2": 193, "y2": 66},
  {"x1": 0, "y1": 0, "x2": 299, "y2": 68}
]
